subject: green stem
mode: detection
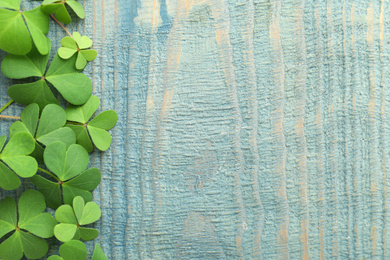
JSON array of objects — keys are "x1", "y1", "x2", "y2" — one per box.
[
  {"x1": 0, "y1": 100, "x2": 13, "y2": 114},
  {"x1": 38, "y1": 167, "x2": 59, "y2": 181},
  {"x1": 50, "y1": 14, "x2": 73, "y2": 38}
]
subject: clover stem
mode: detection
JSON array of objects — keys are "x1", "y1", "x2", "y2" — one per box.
[
  {"x1": 0, "y1": 100, "x2": 14, "y2": 114},
  {"x1": 50, "y1": 14, "x2": 73, "y2": 38},
  {"x1": 38, "y1": 167, "x2": 59, "y2": 181}
]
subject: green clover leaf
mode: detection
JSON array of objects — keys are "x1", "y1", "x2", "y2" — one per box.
[
  {"x1": 0, "y1": 0, "x2": 49, "y2": 55},
  {"x1": 66, "y1": 95, "x2": 117, "y2": 152},
  {"x1": 47, "y1": 241, "x2": 107, "y2": 260},
  {"x1": 0, "y1": 190, "x2": 57, "y2": 260},
  {"x1": 42, "y1": 0, "x2": 85, "y2": 24},
  {"x1": 1, "y1": 40, "x2": 93, "y2": 107},
  {"x1": 30, "y1": 142, "x2": 101, "y2": 209},
  {"x1": 58, "y1": 32, "x2": 97, "y2": 70},
  {"x1": 0, "y1": 132, "x2": 37, "y2": 190},
  {"x1": 10, "y1": 103, "x2": 76, "y2": 161},
  {"x1": 54, "y1": 196, "x2": 101, "y2": 242}
]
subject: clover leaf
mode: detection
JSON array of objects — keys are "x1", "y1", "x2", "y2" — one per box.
[
  {"x1": 58, "y1": 32, "x2": 97, "y2": 70},
  {"x1": 30, "y1": 142, "x2": 101, "y2": 209},
  {"x1": 0, "y1": 190, "x2": 57, "y2": 260},
  {"x1": 0, "y1": 0, "x2": 49, "y2": 55},
  {"x1": 10, "y1": 103, "x2": 76, "y2": 161},
  {"x1": 0, "y1": 132, "x2": 37, "y2": 190},
  {"x1": 66, "y1": 95, "x2": 117, "y2": 152},
  {"x1": 42, "y1": 0, "x2": 85, "y2": 24},
  {"x1": 54, "y1": 196, "x2": 101, "y2": 242},
  {"x1": 47, "y1": 241, "x2": 108, "y2": 260},
  {"x1": 1, "y1": 39, "x2": 93, "y2": 108}
]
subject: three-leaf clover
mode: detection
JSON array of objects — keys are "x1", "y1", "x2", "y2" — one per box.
[
  {"x1": 30, "y1": 142, "x2": 101, "y2": 209},
  {"x1": 54, "y1": 196, "x2": 101, "y2": 242},
  {"x1": 58, "y1": 32, "x2": 97, "y2": 70},
  {"x1": 1, "y1": 40, "x2": 93, "y2": 108},
  {"x1": 10, "y1": 103, "x2": 76, "y2": 161},
  {"x1": 42, "y1": 0, "x2": 85, "y2": 24},
  {"x1": 0, "y1": 132, "x2": 37, "y2": 190},
  {"x1": 66, "y1": 95, "x2": 118, "y2": 152},
  {"x1": 48, "y1": 241, "x2": 108, "y2": 260},
  {"x1": 0, "y1": 190, "x2": 57, "y2": 260},
  {"x1": 0, "y1": 0, "x2": 49, "y2": 55}
]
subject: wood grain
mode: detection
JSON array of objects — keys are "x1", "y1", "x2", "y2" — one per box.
[{"x1": 1, "y1": 0, "x2": 390, "y2": 259}]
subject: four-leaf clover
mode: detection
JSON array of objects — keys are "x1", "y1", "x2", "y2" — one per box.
[
  {"x1": 10, "y1": 103, "x2": 76, "y2": 161},
  {"x1": 58, "y1": 32, "x2": 97, "y2": 70},
  {"x1": 0, "y1": 132, "x2": 37, "y2": 190},
  {"x1": 66, "y1": 95, "x2": 118, "y2": 152},
  {"x1": 0, "y1": 0, "x2": 49, "y2": 55},
  {"x1": 54, "y1": 196, "x2": 101, "y2": 242},
  {"x1": 30, "y1": 142, "x2": 101, "y2": 209},
  {"x1": 48, "y1": 241, "x2": 107, "y2": 260},
  {"x1": 42, "y1": 0, "x2": 85, "y2": 24},
  {"x1": 0, "y1": 190, "x2": 57, "y2": 260},
  {"x1": 1, "y1": 40, "x2": 93, "y2": 108}
]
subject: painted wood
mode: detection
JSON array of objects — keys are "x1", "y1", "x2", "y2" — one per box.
[{"x1": 1, "y1": 0, "x2": 390, "y2": 259}]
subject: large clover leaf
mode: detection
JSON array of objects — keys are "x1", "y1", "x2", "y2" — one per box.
[
  {"x1": 42, "y1": 0, "x2": 85, "y2": 24},
  {"x1": 1, "y1": 40, "x2": 93, "y2": 108},
  {"x1": 58, "y1": 32, "x2": 97, "y2": 70},
  {"x1": 0, "y1": 190, "x2": 57, "y2": 260},
  {"x1": 66, "y1": 95, "x2": 117, "y2": 152},
  {"x1": 10, "y1": 103, "x2": 76, "y2": 161},
  {"x1": 30, "y1": 142, "x2": 101, "y2": 209},
  {"x1": 54, "y1": 196, "x2": 101, "y2": 242},
  {"x1": 48, "y1": 241, "x2": 107, "y2": 260},
  {"x1": 0, "y1": 0, "x2": 49, "y2": 55},
  {"x1": 0, "y1": 132, "x2": 37, "y2": 190}
]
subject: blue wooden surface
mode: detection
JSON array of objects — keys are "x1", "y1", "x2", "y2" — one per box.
[{"x1": 1, "y1": 0, "x2": 390, "y2": 259}]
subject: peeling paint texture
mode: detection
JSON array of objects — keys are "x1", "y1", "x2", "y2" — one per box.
[{"x1": 1, "y1": 0, "x2": 390, "y2": 259}]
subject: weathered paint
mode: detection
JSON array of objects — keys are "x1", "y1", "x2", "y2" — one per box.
[{"x1": 1, "y1": 0, "x2": 390, "y2": 259}]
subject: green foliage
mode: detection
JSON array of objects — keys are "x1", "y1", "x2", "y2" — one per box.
[
  {"x1": 42, "y1": 0, "x2": 85, "y2": 24},
  {"x1": 0, "y1": 0, "x2": 49, "y2": 55},
  {"x1": 0, "y1": 132, "x2": 37, "y2": 190},
  {"x1": 1, "y1": 40, "x2": 93, "y2": 108},
  {"x1": 58, "y1": 32, "x2": 97, "y2": 70},
  {"x1": 10, "y1": 103, "x2": 76, "y2": 161},
  {"x1": 54, "y1": 196, "x2": 101, "y2": 242},
  {"x1": 30, "y1": 142, "x2": 101, "y2": 209},
  {"x1": 0, "y1": 0, "x2": 115, "y2": 258},
  {"x1": 47, "y1": 241, "x2": 108, "y2": 260},
  {"x1": 66, "y1": 95, "x2": 118, "y2": 152},
  {"x1": 0, "y1": 190, "x2": 57, "y2": 260}
]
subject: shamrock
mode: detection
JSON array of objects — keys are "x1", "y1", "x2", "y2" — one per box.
[
  {"x1": 58, "y1": 32, "x2": 97, "y2": 70},
  {"x1": 1, "y1": 40, "x2": 92, "y2": 107},
  {"x1": 0, "y1": 190, "x2": 57, "y2": 260},
  {"x1": 42, "y1": 0, "x2": 85, "y2": 24},
  {"x1": 10, "y1": 103, "x2": 76, "y2": 161},
  {"x1": 66, "y1": 95, "x2": 117, "y2": 152},
  {"x1": 0, "y1": 0, "x2": 49, "y2": 55},
  {"x1": 30, "y1": 142, "x2": 101, "y2": 209},
  {"x1": 48, "y1": 241, "x2": 108, "y2": 260},
  {"x1": 54, "y1": 196, "x2": 101, "y2": 242},
  {"x1": 0, "y1": 132, "x2": 37, "y2": 190}
]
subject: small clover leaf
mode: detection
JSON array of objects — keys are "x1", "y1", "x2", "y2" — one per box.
[
  {"x1": 42, "y1": 0, "x2": 85, "y2": 24},
  {"x1": 66, "y1": 95, "x2": 118, "y2": 152},
  {"x1": 30, "y1": 142, "x2": 101, "y2": 209},
  {"x1": 0, "y1": 190, "x2": 57, "y2": 260},
  {"x1": 0, "y1": 132, "x2": 37, "y2": 190},
  {"x1": 58, "y1": 32, "x2": 97, "y2": 70},
  {"x1": 0, "y1": 1, "x2": 50, "y2": 55},
  {"x1": 54, "y1": 196, "x2": 101, "y2": 242},
  {"x1": 1, "y1": 40, "x2": 93, "y2": 107},
  {"x1": 47, "y1": 241, "x2": 108, "y2": 260},
  {"x1": 10, "y1": 103, "x2": 76, "y2": 161}
]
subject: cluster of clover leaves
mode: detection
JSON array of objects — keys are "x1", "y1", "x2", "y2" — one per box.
[{"x1": 0, "y1": 0, "x2": 116, "y2": 259}]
